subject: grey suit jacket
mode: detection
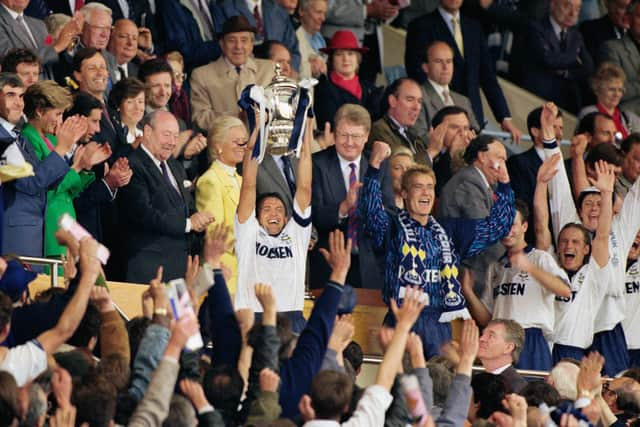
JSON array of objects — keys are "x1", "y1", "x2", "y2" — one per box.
[
  {"x1": 322, "y1": 0, "x2": 367, "y2": 41},
  {"x1": 0, "y1": 5, "x2": 59, "y2": 76},
  {"x1": 600, "y1": 33, "x2": 640, "y2": 114},
  {"x1": 436, "y1": 165, "x2": 504, "y2": 293},
  {"x1": 256, "y1": 153, "x2": 299, "y2": 215},
  {"x1": 414, "y1": 80, "x2": 480, "y2": 140}
]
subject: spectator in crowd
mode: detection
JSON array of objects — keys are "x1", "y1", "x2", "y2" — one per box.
[
  {"x1": 600, "y1": 0, "x2": 640, "y2": 115},
  {"x1": 405, "y1": 0, "x2": 522, "y2": 143},
  {"x1": 155, "y1": 0, "x2": 222, "y2": 71},
  {"x1": 543, "y1": 101, "x2": 640, "y2": 376},
  {"x1": 388, "y1": 147, "x2": 415, "y2": 210},
  {"x1": 0, "y1": 73, "x2": 74, "y2": 257},
  {"x1": 0, "y1": 48, "x2": 40, "y2": 88},
  {"x1": 579, "y1": 62, "x2": 640, "y2": 139},
  {"x1": 196, "y1": 116, "x2": 247, "y2": 293},
  {"x1": 521, "y1": 0, "x2": 594, "y2": 114},
  {"x1": 508, "y1": 106, "x2": 564, "y2": 244},
  {"x1": 107, "y1": 19, "x2": 140, "y2": 83},
  {"x1": 576, "y1": 111, "x2": 618, "y2": 150},
  {"x1": 117, "y1": 110, "x2": 214, "y2": 282},
  {"x1": 311, "y1": 104, "x2": 394, "y2": 290},
  {"x1": 0, "y1": 0, "x2": 81, "y2": 80},
  {"x1": 369, "y1": 78, "x2": 431, "y2": 166},
  {"x1": 428, "y1": 105, "x2": 475, "y2": 195},
  {"x1": 295, "y1": 0, "x2": 327, "y2": 79},
  {"x1": 313, "y1": 30, "x2": 383, "y2": 129},
  {"x1": 547, "y1": 360, "x2": 580, "y2": 400},
  {"x1": 476, "y1": 319, "x2": 528, "y2": 393},
  {"x1": 580, "y1": 0, "x2": 631, "y2": 60},
  {"x1": 166, "y1": 51, "x2": 191, "y2": 126},
  {"x1": 393, "y1": 0, "x2": 439, "y2": 29},
  {"x1": 107, "y1": 77, "x2": 145, "y2": 148},
  {"x1": 618, "y1": 133, "x2": 640, "y2": 199},
  {"x1": 602, "y1": 376, "x2": 640, "y2": 424},
  {"x1": 254, "y1": 40, "x2": 293, "y2": 78},
  {"x1": 437, "y1": 135, "x2": 509, "y2": 295},
  {"x1": 21, "y1": 80, "x2": 110, "y2": 263},
  {"x1": 359, "y1": 137, "x2": 515, "y2": 357},
  {"x1": 190, "y1": 15, "x2": 274, "y2": 134},
  {"x1": 624, "y1": 231, "x2": 640, "y2": 367},
  {"x1": 235, "y1": 118, "x2": 312, "y2": 332},
  {"x1": 217, "y1": 0, "x2": 302, "y2": 71},
  {"x1": 414, "y1": 41, "x2": 479, "y2": 140}
]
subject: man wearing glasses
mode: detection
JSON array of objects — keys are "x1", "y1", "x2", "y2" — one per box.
[{"x1": 310, "y1": 103, "x2": 395, "y2": 290}]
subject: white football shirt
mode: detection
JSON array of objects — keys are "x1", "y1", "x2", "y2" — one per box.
[{"x1": 623, "y1": 259, "x2": 640, "y2": 349}]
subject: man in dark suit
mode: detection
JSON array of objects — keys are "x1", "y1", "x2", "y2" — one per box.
[
  {"x1": 107, "y1": 19, "x2": 140, "y2": 83},
  {"x1": 0, "y1": 73, "x2": 71, "y2": 257},
  {"x1": 405, "y1": 0, "x2": 521, "y2": 142},
  {"x1": 310, "y1": 103, "x2": 394, "y2": 290},
  {"x1": 507, "y1": 106, "x2": 563, "y2": 245},
  {"x1": 216, "y1": 0, "x2": 301, "y2": 71},
  {"x1": 477, "y1": 319, "x2": 528, "y2": 394},
  {"x1": 0, "y1": 0, "x2": 81, "y2": 79},
  {"x1": 414, "y1": 40, "x2": 479, "y2": 139},
  {"x1": 521, "y1": 0, "x2": 594, "y2": 114},
  {"x1": 118, "y1": 110, "x2": 213, "y2": 283},
  {"x1": 437, "y1": 134, "x2": 507, "y2": 293},
  {"x1": 580, "y1": 0, "x2": 630, "y2": 60},
  {"x1": 257, "y1": 153, "x2": 298, "y2": 215},
  {"x1": 369, "y1": 77, "x2": 432, "y2": 166}
]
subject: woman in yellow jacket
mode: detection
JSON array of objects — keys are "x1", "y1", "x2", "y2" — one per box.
[{"x1": 196, "y1": 116, "x2": 248, "y2": 293}]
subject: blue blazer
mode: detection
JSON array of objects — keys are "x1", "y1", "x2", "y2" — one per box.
[
  {"x1": 507, "y1": 146, "x2": 544, "y2": 245},
  {"x1": 217, "y1": 0, "x2": 301, "y2": 71},
  {"x1": 405, "y1": 10, "x2": 510, "y2": 125},
  {"x1": 2, "y1": 127, "x2": 69, "y2": 257},
  {"x1": 155, "y1": 0, "x2": 222, "y2": 71}
]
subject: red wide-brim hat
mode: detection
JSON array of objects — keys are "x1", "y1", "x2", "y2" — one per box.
[{"x1": 320, "y1": 30, "x2": 369, "y2": 54}]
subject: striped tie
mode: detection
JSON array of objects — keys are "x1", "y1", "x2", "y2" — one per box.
[{"x1": 347, "y1": 162, "x2": 359, "y2": 251}]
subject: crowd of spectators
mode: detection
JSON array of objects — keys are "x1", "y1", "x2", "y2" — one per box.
[{"x1": 1, "y1": 0, "x2": 640, "y2": 426}]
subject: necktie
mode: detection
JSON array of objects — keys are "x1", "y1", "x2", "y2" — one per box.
[
  {"x1": 253, "y1": 5, "x2": 264, "y2": 37},
  {"x1": 13, "y1": 127, "x2": 25, "y2": 150},
  {"x1": 347, "y1": 162, "x2": 359, "y2": 251},
  {"x1": 118, "y1": 65, "x2": 127, "y2": 81},
  {"x1": 281, "y1": 155, "x2": 296, "y2": 197},
  {"x1": 235, "y1": 66, "x2": 242, "y2": 74},
  {"x1": 16, "y1": 15, "x2": 37, "y2": 49},
  {"x1": 559, "y1": 29, "x2": 567, "y2": 50},
  {"x1": 451, "y1": 16, "x2": 464, "y2": 56},
  {"x1": 160, "y1": 161, "x2": 182, "y2": 198},
  {"x1": 442, "y1": 89, "x2": 454, "y2": 106},
  {"x1": 74, "y1": 0, "x2": 85, "y2": 12}
]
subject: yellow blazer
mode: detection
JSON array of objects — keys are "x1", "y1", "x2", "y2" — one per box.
[{"x1": 196, "y1": 161, "x2": 242, "y2": 293}]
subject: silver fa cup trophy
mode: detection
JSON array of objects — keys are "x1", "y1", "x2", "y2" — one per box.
[{"x1": 263, "y1": 63, "x2": 302, "y2": 156}]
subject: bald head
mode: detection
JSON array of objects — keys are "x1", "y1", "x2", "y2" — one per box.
[
  {"x1": 109, "y1": 19, "x2": 138, "y2": 65},
  {"x1": 142, "y1": 110, "x2": 179, "y2": 161}
]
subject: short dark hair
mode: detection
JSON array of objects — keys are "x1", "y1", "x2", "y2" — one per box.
[
  {"x1": 1, "y1": 48, "x2": 40, "y2": 73},
  {"x1": 343, "y1": 341, "x2": 363, "y2": 373},
  {"x1": 621, "y1": 133, "x2": 640, "y2": 154},
  {"x1": 256, "y1": 192, "x2": 289, "y2": 218},
  {"x1": 521, "y1": 381, "x2": 562, "y2": 407},
  {"x1": 526, "y1": 106, "x2": 563, "y2": 140},
  {"x1": 253, "y1": 39, "x2": 288, "y2": 60},
  {"x1": 463, "y1": 134, "x2": 499, "y2": 163},
  {"x1": 310, "y1": 370, "x2": 354, "y2": 420},
  {"x1": 67, "y1": 303, "x2": 100, "y2": 348},
  {"x1": 0, "y1": 291, "x2": 13, "y2": 332},
  {"x1": 65, "y1": 91, "x2": 103, "y2": 118},
  {"x1": 431, "y1": 105, "x2": 469, "y2": 128},
  {"x1": 0, "y1": 72, "x2": 24, "y2": 90},
  {"x1": 108, "y1": 77, "x2": 145, "y2": 111},
  {"x1": 72, "y1": 47, "x2": 102, "y2": 73},
  {"x1": 559, "y1": 222, "x2": 592, "y2": 248},
  {"x1": 203, "y1": 365, "x2": 244, "y2": 425},
  {"x1": 72, "y1": 374, "x2": 117, "y2": 427},
  {"x1": 381, "y1": 77, "x2": 419, "y2": 112},
  {"x1": 575, "y1": 111, "x2": 613, "y2": 136},
  {"x1": 585, "y1": 142, "x2": 624, "y2": 168},
  {"x1": 0, "y1": 371, "x2": 19, "y2": 427},
  {"x1": 515, "y1": 199, "x2": 530, "y2": 222},
  {"x1": 471, "y1": 373, "x2": 507, "y2": 417},
  {"x1": 125, "y1": 316, "x2": 151, "y2": 369},
  {"x1": 137, "y1": 58, "x2": 173, "y2": 83}
]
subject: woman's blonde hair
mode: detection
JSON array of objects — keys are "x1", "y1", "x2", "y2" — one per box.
[
  {"x1": 207, "y1": 115, "x2": 247, "y2": 162},
  {"x1": 24, "y1": 80, "x2": 73, "y2": 120},
  {"x1": 591, "y1": 62, "x2": 626, "y2": 95}
]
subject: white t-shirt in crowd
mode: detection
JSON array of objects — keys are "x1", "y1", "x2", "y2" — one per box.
[
  {"x1": 482, "y1": 248, "x2": 569, "y2": 341},
  {"x1": 0, "y1": 340, "x2": 47, "y2": 387},
  {"x1": 554, "y1": 256, "x2": 611, "y2": 348},
  {"x1": 234, "y1": 200, "x2": 311, "y2": 313},
  {"x1": 623, "y1": 259, "x2": 640, "y2": 349}
]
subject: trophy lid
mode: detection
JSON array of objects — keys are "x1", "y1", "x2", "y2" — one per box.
[{"x1": 267, "y1": 63, "x2": 298, "y2": 90}]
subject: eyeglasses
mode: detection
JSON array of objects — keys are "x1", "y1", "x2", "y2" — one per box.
[{"x1": 336, "y1": 131, "x2": 365, "y2": 142}]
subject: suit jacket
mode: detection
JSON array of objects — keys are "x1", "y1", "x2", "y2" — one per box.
[
  {"x1": 190, "y1": 56, "x2": 275, "y2": 133},
  {"x1": 521, "y1": 17, "x2": 593, "y2": 114},
  {"x1": 507, "y1": 146, "x2": 542, "y2": 245},
  {"x1": 368, "y1": 114, "x2": 431, "y2": 166},
  {"x1": 579, "y1": 14, "x2": 622, "y2": 61},
  {"x1": 405, "y1": 10, "x2": 510, "y2": 125},
  {"x1": 2, "y1": 127, "x2": 69, "y2": 258},
  {"x1": 256, "y1": 153, "x2": 298, "y2": 215},
  {"x1": 296, "y1": 25, "x2": 317, "y2": 80},
  {"x1": 321, "y1": 0, "x2": 366, "y2": 41},
  {"x1": 436, "y1": 165, "x2": 504, "y2": 293},
  {"x1": 217, "y1": 0, "x2": 301, "y2": 71},
  {"x1": 118, "y1": 147, "x2": 197, "y2": 283},
  {"x1": 498, "y1": 365, "x2": 528, "y2": 394},
  {"x1": 0, "y1": 4, "x2": 59, "y2": 77},
  {"x1": 155, "y1": 0, "x2": 222, "y2": 71},
  {"x1": 195, "y1": 160, "x2": 241, "y2": 292},
  {"x1": 599, "y1": 33, "x2": 640, "y2": 114},
  {"x1": 414, "y1": 80, "x2": 479, "y2": 139},
  {"x1": 309, "y1": 146, "x2": 394, "y2": 289}
]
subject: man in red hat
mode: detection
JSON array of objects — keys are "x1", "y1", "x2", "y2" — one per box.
[{"x1": 190, "y1": 15, "x2": 275, "y2": 133}]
